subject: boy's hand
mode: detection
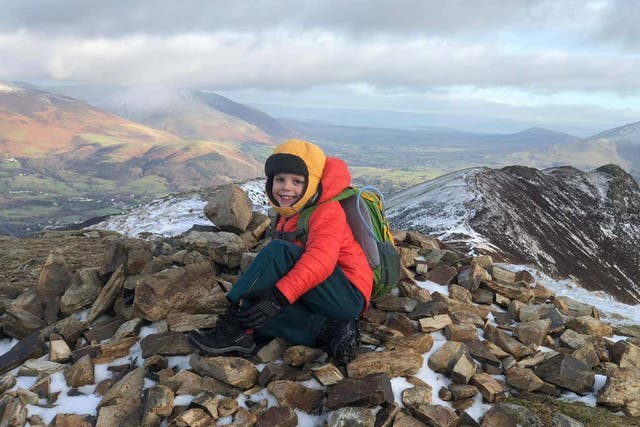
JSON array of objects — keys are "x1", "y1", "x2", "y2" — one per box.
[{"x1": 236, "y1": 288, "x2": 289, "y2": 328}]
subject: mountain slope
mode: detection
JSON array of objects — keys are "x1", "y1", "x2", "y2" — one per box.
[
  {"x1": 387, "y1": 164, "x2": 640, "y2": 304},
  {"x1": 0, "y1": 83, "x2": 263, "y2": 237}
]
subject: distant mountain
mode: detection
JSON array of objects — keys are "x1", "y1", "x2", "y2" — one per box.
[
  {"x1": 0, "y1": 82, "x2": 262, "y2": 237},
  {"x1": 590, "y1": 120, "x2": 640, "y2": 142},
  {"x1": 43, "y1": 84, "x2": 297, "y2": 145},
  {"x1": 387, "y1": 164, "x2": 640, "y2": 304},
  {"x1": 195, "y1": 92, "x2": 298, "y2": 141}
]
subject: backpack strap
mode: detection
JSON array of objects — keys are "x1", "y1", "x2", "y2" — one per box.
[{"x1": 295, "y1": 187, "x2": 359, "y2": 245}]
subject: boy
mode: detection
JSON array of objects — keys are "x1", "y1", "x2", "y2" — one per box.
[{"x1": 189, "y1": 139, "x2": 373, "y2": 364}]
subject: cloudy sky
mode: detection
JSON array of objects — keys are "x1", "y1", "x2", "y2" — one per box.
[{"x1": 1, "y1": 0, "x2": 640, "y2": 135}]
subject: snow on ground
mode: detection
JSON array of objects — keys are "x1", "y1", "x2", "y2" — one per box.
[
  {"x1": 89, "y1": 180, "x2": 269, "y2": 238},
  {"x1": 498, "y1": 263, "x2": 640, "y2": 326},
  {"x1": 2, "y1": 180, "x2": 639, "y2": 425}
]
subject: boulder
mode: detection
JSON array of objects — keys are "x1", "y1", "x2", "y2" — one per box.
[
  {"x1": 133, "y1": 262, "x2": 223, "y2": 321},
  {"x1": 181, "y1": 231, "x2": 247, "y2": 268},
  {"x1": 203, "y1": 184, "x2": 253, "y2": 233},
  {"x1": 597, "y1": 367, "x2": 640, "y2": 417},
  {"x1": 533, "y1": 354, "x2": 594, "y2": 395}
]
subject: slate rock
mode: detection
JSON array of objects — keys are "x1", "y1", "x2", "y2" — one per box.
[
  {"x1": 141, "y1": 332, "x2": 192, "y2": 358},
  {"x1": 480, "y1": 403, "x2": 543, "y2": 427},
  {"x1": 327, "y1": 407, "x2": 375, "y2": 427},
  {"x1": 533, "y1": 354, "x2": 594, "y2": 395},
  {"x1": 326, "y1": 373, "x2": 394, "y2": 410},
  {"x1": 256, "y1": 406, "x2": 298, "y2": 427}
]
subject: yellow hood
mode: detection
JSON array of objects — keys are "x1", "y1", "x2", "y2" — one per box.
[{"x1": 265, "y1": 139, "x2": 326, "y2": 217}]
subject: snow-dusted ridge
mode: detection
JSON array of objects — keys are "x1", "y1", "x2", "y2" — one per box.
[{"x1": 89, "y1": 179, "x2": 269, "y2": 238}]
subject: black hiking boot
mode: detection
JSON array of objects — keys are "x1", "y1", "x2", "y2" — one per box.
[
  {"x1": 317, "y1": 319, "x2": 360, "y2": 365},
  {"x1": 188, "y1": 304, "x2": 256, "y2": 356}
]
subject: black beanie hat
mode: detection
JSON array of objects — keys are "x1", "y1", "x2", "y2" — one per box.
[{"x1": 264, "y1": 153, "x2": 309, "y2": 178}]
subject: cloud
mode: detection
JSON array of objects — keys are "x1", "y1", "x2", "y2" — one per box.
[{"x1": 1, "y1": 28, "x2": 639, "y2": 95}]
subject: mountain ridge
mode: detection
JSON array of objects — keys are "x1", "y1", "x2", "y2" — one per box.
[{"x1": 387, "y1": 163, "x2": 640, "y2": 304}]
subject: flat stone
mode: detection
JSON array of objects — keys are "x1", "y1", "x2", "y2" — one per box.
[
  {"x1": 190, "y1": 355, "x2": 258, "y2": 389},
  {"x1": 18, "y1": 359, "x2": 64, "y2": 376},
  {"x1": 170, "y1": 408, "x2": 215, "y2": 426},
  {"x1": 447, "y1": 285, "x2": 473, "y2": 304},
  {"x1": 0, "y1": 373, "x2": 17, "y2": 394},
  {"x1": 471, "y1": 289, "x2": 494, "y2": 305},
  {"x1": 402, "y1": 385, "x2": 432, "y2": 409},
  {"x1": 166, "y1": 313, "x2": 218, "y2": 333},
  {"x1": 72, "y1": 336, "x2": 138, "y2": 364},
  {"x1": 514, "y1": 319, "x2": 551, "y2": 348},
  {"x1": 143, "y1": 385, "x2": 174, "y2": 418},
  {"x1": 450, "y1": 310, "x2": 485, "y2": 327},
  {"x1": 0, "y1": 398, "x2": 27, "y2": 427},
  {"x1": 326, "y1": 373, "x2": 393, "y2": 410},
  {"x1": 256, "y1": 337, "x2": 290, "y2": 363},
  {"x1": 50, "y1": 414, "x2": 95, "y2": 427},
  {"x1": 83, "y1": 317, "x2": 125, "y2": 343},
  {"x1": 505, "y1": 366, "x2": 544, "y2": 391},
  {"x1": 565, "y1": 316, "x2": 613, "y2": 337},
  {"x1": 448, "y1": 384, "x2": 478, "y2": 401},
  {"x1": 457, "y1": 264, "x2": 491, "y2": 292},
  {"x1": 282, "y1": 345, "x2": 323, "y2": 367},
  {"x1": 409, "y1": 404, "x2": 459, "y2": 427},
  {"x1": 311, "y1": 363, "x2": 344, "y2": 386},
  {"x1": 112, "y1": 318, "x2": 144, "y2": 339},
  {"x1": 443, "y1": 324, "x2": 478, "y2": 342},
  {"x1": 597, "y1": 367, "x2": 640, "y2": 417},
  {"x1": 481, "y1": 403, "x2": 543, "y2": 427},
  {"x1": 257, "y1": 363, "x2": 306, "y2": 388},
  {"x1": 266, "y1": 380, "x2": 324, "y2": 413},
  {"x1": 373, "y1": 294, "x2": 418, "y2": 313},
  {"x1": 49, "y1": 334, "x2": 72, "y2": 363},
  {"x1": 60, "y1": 268, "x2": 103, "y2": 314},
  {"x1": 408, "y1": 301, "x2": 449, "y2": 320},
  {"x1": 87, "y1": 264, "x2": 125, "y2": 323},
  {"x1": 98, "y1": 367, "x2": 145, "y2": 409},
  {"x1": 397, "y1": 281, "x2": 432, "y2": 303},
  {"x1": 428, "y1": 341, "x2": 467, "y2": 374},
  {"x1": 65, "y1": 354, "x2": 95, "y2": 388},
  {"x1": 386, "y1": 312, "x2": 416, "y2": 336},
  {"x1": 256, "y1": 405, "x2": 298, "y2": 427},
  {"x1": 347, "y1": 348, "x2": 423, "y2": 378},
  {"x1": 373, "y1": 402, "x2": 400, "y2": 427},
  {"x1": 163, "y1": 370, "x2": 237, "y2": 397},
  {"x1": 419, "y1": 314, "x2": 452, "y2": 333},
  {"x1": 482, "y1": 280, "x2": 534, "y2": 303},
  {"x1": 610, "y1": 340, "x2": 640, "y2": 369},
  {"x1": 484, "y1": 324, "x2": 534, "y2": 360},
  {"x1": 385, "y1": 333, "x2": 434, "y2": 354},
  {"x1": 426, "y1": 265, "x2": 458, "y2": 285},
  {"x1": 327, "y1": 407, "x2": 375, "y2": 427},
  {"x1": 141, "y1": 332, "x2": 192, "y2": 358},
  {"x1": 470, "y1": 373, "x2": 508, "y2": 403},
  {"x1": 450, "y1": 352, "x2": 477, "y2": 384},
  {"x1": 554, "y1": 297, "x2": 595, "y2": 317},
  {"x1": 533, "y1": 354, "x2": 594, "y2": 395},
  {"x1": 489, "y1": 266, "x2": 516, "y2": 283}
]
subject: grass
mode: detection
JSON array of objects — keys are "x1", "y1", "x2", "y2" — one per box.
[{"x1": 506, "y1": 396, "x2": 640, "y2": 426}]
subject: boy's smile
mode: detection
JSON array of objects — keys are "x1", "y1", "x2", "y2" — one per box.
[{"x1": 272, "y1": 173, "x2": 306, "y2": 207}]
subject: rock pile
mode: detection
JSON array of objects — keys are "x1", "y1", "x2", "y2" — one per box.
[{"x1": 1, "y1": 183, "x2": 640, "y2": 426}]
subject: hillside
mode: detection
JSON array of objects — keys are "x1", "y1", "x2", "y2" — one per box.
[
  {"x1": 387, "y1": 164, "x2": 640, "y2": 305},
  {"x1": 0, "y1": 83, "x2": 263, "y2": 237}
]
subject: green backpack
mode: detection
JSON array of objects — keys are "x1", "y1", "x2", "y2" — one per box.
[{"x1": 274, "y1": 186, "x2": 402, "y2": 298}]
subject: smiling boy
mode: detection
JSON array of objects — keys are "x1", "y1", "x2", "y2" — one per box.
[{"x1": 189, "y1": 139, "x2": 373, "y2": 364}]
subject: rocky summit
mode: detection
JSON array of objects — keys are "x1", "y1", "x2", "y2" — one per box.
[
  {"x1": 387, "y1": 163, "x2": 640, "y2": 305},
  {"x1": 1, "y1": 183, "x2": 640, "y2": 426}
]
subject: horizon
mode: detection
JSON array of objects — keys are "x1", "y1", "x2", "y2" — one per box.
[{"x1": 2, "y1": 1, "x2": 640, "y2": 137}]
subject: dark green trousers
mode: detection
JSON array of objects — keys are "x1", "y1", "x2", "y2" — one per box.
[{"x1": 227, "y1": 240, "x2": 365, "y2": 346}]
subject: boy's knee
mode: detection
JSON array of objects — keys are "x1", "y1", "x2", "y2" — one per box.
[{"x1": 264, "y1": 239, "x2": 303, "y2": 256}]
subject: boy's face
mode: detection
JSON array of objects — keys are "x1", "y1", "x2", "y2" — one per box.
[{"x1": 272, "y1": 173, "x2": 306, "y2": 207}]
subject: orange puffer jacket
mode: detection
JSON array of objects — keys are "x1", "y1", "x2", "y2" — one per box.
[{"x1": 273, "y1": 156, "x2": 373, "y2": 309}]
